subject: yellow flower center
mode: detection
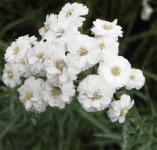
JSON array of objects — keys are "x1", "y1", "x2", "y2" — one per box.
[
  {"x1": 21, "y1": 59, "x2": 27, "y2": 65},
  {"x1": 56, "y1": 29, "x2": 65, "y2": 38},
  {"x1": 25, "y1": 92, "x2": 33, "y2": 100},
  {"x1": 56, "y1": 59, "x2": 66, "y2": 71},
  {"x1": 103, "y1": 24, "x2": 113, "y2": 30},
  {"x1": 7, "y1": 71, "x2": 13, "y2": 79},
  {"x1": 44, "y1": 26, "x2": 49, "y2": 33},
  {"x1": 111, "y1": 66, "x2": 121, "y2": 76},
  {"x1": 51, "y1": 87, "x2": 61, "y2": 97},
  {"x1": 130, "y1": 75, "x2": 135, "y2": 80},
  {"x1": 98, "y1": 41, "x2": 105, "y2": 49},
  {"x1": 66, "y1": 9, "x2": 73, "y2": 17},
  {"x1": 13, "y1": 46, "x2": 20, "y2": 55},
  {"x1": 79, "y1": 47, "x2": 88, "y2": 56},
  {"x1": 121, "y1": 107, "x2": 128, "y2": 116},
  {"x1": 37, "y1": 52, "x2": 44, "y2": 59},
  {"x1": 93, "y1": 91, "x2": 102, "y2": 100}
]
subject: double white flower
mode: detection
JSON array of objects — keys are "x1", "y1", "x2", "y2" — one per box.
[
  {"x1": 98, "y1": 53, "x2": 132, "y2": 89},
  {"x1": 2, "y1": 63, "x2": 21, "y2": 88},
  {"x1": 126, "y1": 68, "x2": 145, "y2": 90},
  {"x1": 42, "y1": 80, "x2": 75, "y2": 109},
  {"x1": 91, "y1": 19, "x2": 123, "y2": 39},
  {"x1": 67, "y1": 34, "x2": 101, "y2": 71},
  {"x1": 18, "y1": 77, "x2": 47, "y2": 113},
  {"x1": 58, "y1": 2, "x2": 88, "y2": 28},
  {"x1": 44, "y1": 42, "x2": 80, "y2": 83},
  {"x1": 5, "y1": 35, "x2": 36, "y2": 63},
  {"x1": 78, "y1": 75, "x2": 115, "y2": 112},
  {"x1": 107, "y1": 94, "x2": 134, "y2": 123},
  {"x1": 27, "y1": 40, "x2": 48, "y2": 76}
]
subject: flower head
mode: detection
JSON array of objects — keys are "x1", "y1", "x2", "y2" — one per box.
[
  {"x1": 39, "y1": 13, "x2": 79, "y2": 42},
  {"x1": 78, "y1": 75, "x2": 115, "y2": 112},
  {"x1": 27, "y1": 40, "x2": 48, "y2": 76},
  {"x1": 18, "y1": 77, "x2": 47, "y2": 113},
  {"x1": 107, "y1": 94, "x2": 134, "y2": 123},
  {"x1": 96, "y1": 37, "x2": 119, "y2": 55},
  {"x1": 44, "y1": 42, "x2": 80, "y2": 83},
  {"x1": 42, "y1": 80, "x2": 75, "y2": 109},
  {"x1": 58, "y1": 3, "x2": 88, "y2": 28},
  {"x1": 67, "y1": 34, "x2": 101, "y2": 71},
  {"x1": 126, "y1": 68, "x2": 145, "y2": 90},
  {"x1": 2, "y1": 63, "x2": 21, "y2": 88},
  {"x1": 98, "y1": 54, "x2": 131, "y2": 89},
  {"x1": 5, "y1": 35, "x2": 36, "y2": 63},
  {"x1": 91, "y1": 19, "x2": 123, "y2": 38}
]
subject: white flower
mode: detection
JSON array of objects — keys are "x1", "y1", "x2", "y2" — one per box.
[
  {"x1": 42, "y1": 80, "x2": 75, "y2": 109},
  {"x1": 5, "y1": 35, "x2": 36, "y2": 63},
  {"x1": 27, "y1": 40, "x2": 48, "y2": 76},
  {"x1": 18, "y1": 77, "x2": 47, "y2": 113},
  {"x1": 39, "y1": 13, "x2": 79, "y2": 42},
  {"x1": 126, "y1": 68, "x2": 145, "y2": 90},
  {"x1": 39, "y1": 14, "x2": 58, "y2": 40},
  {"x1": 44, "y1": 42, "x2": 80, "y2": 83},
  {"x1": 98, "y1": 54, "x2": 131, "y2": 89},
  {"x1": 78, "y1": 75, "x2": 115, "y2": 112},
  {"x1": 67, "y1": 34, "x2": 101, "y2": 71},
  {"x1": 96, "y1": 37, "x2": 119, "y2": 55},
  {"x1": 107, "y1": 94, "x2": 134, "y2": 123},
  {"x1": 58, "y1": 2, "x2": 88, "y2": 28},
  {"x1": 2, "y1": 63, "x2": 21, "y2": 88},
  {"x1": 91, "y1": 19, "x2": 123, "y2": 38},
  {"x1": 12, "y1": 56, "x2": 33, "y2": 78},
  {"x1": 141, "y1": 0, "x2": 153, "y2": 21}
]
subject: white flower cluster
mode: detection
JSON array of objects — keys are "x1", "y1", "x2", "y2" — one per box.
[{"x1": 2, "y1": 3, "x2": 145, "y2": 123}]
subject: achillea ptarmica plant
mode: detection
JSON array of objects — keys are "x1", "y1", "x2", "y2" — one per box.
[{"x1": 2, "y1": 2, "x2": 145, "y2": 123}]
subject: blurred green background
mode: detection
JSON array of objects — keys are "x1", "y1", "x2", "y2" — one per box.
[{"x1": 0, "y1": 0, "x2": 157, "y2": 150}]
